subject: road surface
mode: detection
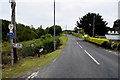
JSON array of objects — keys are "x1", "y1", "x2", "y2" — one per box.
[{"x1": 24, "y1": 35, "x2": 119, "y2": 79}]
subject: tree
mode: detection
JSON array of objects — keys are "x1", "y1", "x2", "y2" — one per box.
[
  {"x1": 1, "y1": 19, "x2": 10, "y2": 42},
  {"x1": 44, "y1": 27, "x2": 49, "y2": 34},
  {"x1": 76, "y1": 13, "x2": 108, "y2": 36},
  {"x1": 16, "y1": 23, "x2": 38, "y2": 42},
  {"x1": 49, "y1": 25, "x2": 62, "y2": 36},
  {"x1": 36, "y1": 27, "x2": 45, "y2": 38},
  {"x1": 74, "y1": 27, "x2": 78, "y2": 33},
  {"x1": 113, "y1": 19, "x2": 120, "y2": 33}
]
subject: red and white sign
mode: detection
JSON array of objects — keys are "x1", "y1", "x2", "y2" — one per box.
[{"x1": 12, "y1": 43, "x2": 22, "y2": 48}]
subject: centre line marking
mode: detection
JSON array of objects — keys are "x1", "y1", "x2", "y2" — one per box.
[
  {"x1": 26, "y1": 71, "x2": 39, "y2": 80},
  {"x1": 84, "y1": 50, "x2": 100, "y2": 65},
  {"x1": 76, "y1": 42, "x2": 83, "y2": 48},
  {"x1": 53, "y1": 58, "x2": 56, "y2": 63}
]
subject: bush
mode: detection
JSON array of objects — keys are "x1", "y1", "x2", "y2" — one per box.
[
  {"x1": 43, "y1": 38, "x2": 54, "y2": 53},
  {"x1": 42, "y1": 37, "x2": 60, "y2": 54},
  {"x1": 101, "y1": 41, "x2": 111, "y2": 49},
  {"x1": 41, "y1": 34, "x2": 52, "y2": 40},
  {"x1": 111, "y1": 42, "x2": 118, "y2": 50},
  {"x1": 118, "y1": 43, "x2": 120, "y2": 51},
  {"x1": 19, "y1": 40, "x2": 43, "y2": 58}
]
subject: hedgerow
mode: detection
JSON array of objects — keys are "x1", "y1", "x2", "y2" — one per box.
[{"x1": 84, "y1": 36, "x2": 120, "y2": 51}]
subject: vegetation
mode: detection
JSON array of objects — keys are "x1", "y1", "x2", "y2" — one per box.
[
  {"x1": 76, "y1": 13, "x2": 109, "y2": 36},
  {"x1": 84, "y1": 36, "x2": 120, "y2": 51},
  {"x1": 48, "y1": 25, "x2": 62, "y2": 36},
  {"x1": 113, "y1": 19, "x2": 120, "y2": 34},
  {"x1": 1, "y1": 19, "x2": 62, "y2": 42},
  {"x1": 84, "y1": 36, "x2": 109, "y2": 45},
  {"x1": 1, "y1": 19, "x2": 63, "y2": 65},
  {"x1": 2, "y1": 35, "x2": 67, "y2": 78},
  {"x1": 72, "y1": 33, "x2": 83, "y2": 38}
]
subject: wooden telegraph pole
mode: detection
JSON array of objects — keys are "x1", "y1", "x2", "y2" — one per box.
[{"x1": 10, "y1": 0, "x2": 17, "y2": 63}]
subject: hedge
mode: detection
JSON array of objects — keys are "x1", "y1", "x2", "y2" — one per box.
[
  {"x1": 84, "y1": 36, "x2": 109, "y2": 45},
  {"x1": 84, "y1": 36, "x2": 120, "y2": 51}
]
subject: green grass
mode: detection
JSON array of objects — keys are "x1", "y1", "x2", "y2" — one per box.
[
  {"x1": 72, "y1": 33, "x2": 83, "y2": 38},
  {"x1": 2, "y1": 35, "x2": 67, "y2": 78}
]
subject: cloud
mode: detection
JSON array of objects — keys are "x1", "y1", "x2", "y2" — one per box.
[{"x1": 0, "y1": 0, "x2": 119, "y2": 30}]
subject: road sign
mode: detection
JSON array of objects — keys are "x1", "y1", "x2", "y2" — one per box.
[
  {"x1": 8, "y1": 24, "x2": 14, "y2": 30},
  {"x1": 10, "y1": 36, "x2": 15, "y2": 39},
  {"x1": 12, "y1": 43, "x2": 22, "y2": 48},
  {"x1": 7, "y1": 33, "x2": 14, "y2": 36}
]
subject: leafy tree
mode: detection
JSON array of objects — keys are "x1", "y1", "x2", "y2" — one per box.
[
  {"x1": 44, "y1": 27, "x2": 49, "y2": 34},
  {"x1": 36, "y1": 27, "x2": 45, "y2": 38},
  {"x1": 113, "y1": 19, "x2": 120, "y2": 33},
  {"x1": 16, "y1": 23, "x2": 38, "y2": 42},
  {"x1": 1, "y1": 19, "x2": 10, "y2": 42},
  {"x1": 76, "y1": 13, "x2": 108, "y2": 36},
  {"x1": 74, "y1": 27, "x2": 78, "y2": 33},
  {"x1": 49, "y1": 25, "x2": 62, "y2": 36}
]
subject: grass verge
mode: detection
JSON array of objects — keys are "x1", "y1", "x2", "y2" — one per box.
[
  {"x1": 2, "y1": 35, "x2": 67, "y2": 78},
  {"x1": 72, "y1": 33, "x2": 83, "y2": 38}
]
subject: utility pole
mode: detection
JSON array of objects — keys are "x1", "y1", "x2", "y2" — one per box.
[
  {"x1": 92, "y1": 15, "x2": 95, "y2": 37},
  {"x1": 54, "y1": 0, "x2": 56, "y2": 50},
  {"x1": 66, "y1": 25, "x2": 67, "y2": 36},
  {"x1": 66, "y1": 25, "x2": 67, "y2": 31},
  {"x1": 10, "y1": 0, "x2": 17, "y2": 63}
]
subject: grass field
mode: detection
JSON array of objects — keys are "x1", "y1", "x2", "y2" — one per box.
[{"x1": 2, "y1": 35, "x2": 67, "y2": 78}]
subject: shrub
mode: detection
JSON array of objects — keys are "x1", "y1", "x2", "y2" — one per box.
[
  {"x1": 41, "y1": 34, "x2": 52, "y2": 40},
  {"x1": 45, "y1": 34, "x2": 52, "y2": 38},
  {"x1": 118, "y1": 42, "x2": 120, "y2": 51},
  {"x1": 111, "y1": 42, "x2": 118, "y2": 50},
  {"x1": 101, "y1": 41, "x2": 111, "y2": 49},
  {"x1": 43, "y1": 38, "x2": 54, "y2": 53},
  {"x1": 42, "y1": 37, "x2": 60, "y2": 53}
]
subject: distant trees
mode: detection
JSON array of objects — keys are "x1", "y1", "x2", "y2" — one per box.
[
  {"x1": 113, "y1": 19, "x2": 120, "y2": 33},
  {"x1": 48, "y1": 25, "x2": 62, "y2": 36},
  {"x1": 36, "y1": 26, "x2": 45, "y2": 38},
  {"x1": 16, "y1": 23, "x2": 38, "y2": 42},
  {"x1": 2, "y1": 20, "x2": 10, "y2": 41},
  {"x1": 76, "y1": 13, "x2": 108, "y2": 36},
  {"x1": 1, "y1": 19, "x2": 63, "y2": 42}
]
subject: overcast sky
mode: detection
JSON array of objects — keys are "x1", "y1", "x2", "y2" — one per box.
[{"x1": 0, "y1": 0, "x2": 119, "y2": 30}]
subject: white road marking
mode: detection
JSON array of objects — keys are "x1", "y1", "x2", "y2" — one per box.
[
  {"x1": 26, "y1": 71, "x2": 39, "y2": 80},
  {"x1": 76, "y1": 42, "x2": 83, "y2": 48},
  {"x1": 53, "y1": 58, "x2": 56, "y2": 63},
  {"x1": 84, "y1": 50, "x2": 100, "y2": 65}
]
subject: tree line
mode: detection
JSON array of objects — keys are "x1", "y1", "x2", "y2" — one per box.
[{"x1": 1, "y1": 19, "x2": 62, "y2": 42}]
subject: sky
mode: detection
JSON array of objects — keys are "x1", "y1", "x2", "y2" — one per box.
[{"x1": 0, "y1": 0, "x2": 119, "y2": 30}]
